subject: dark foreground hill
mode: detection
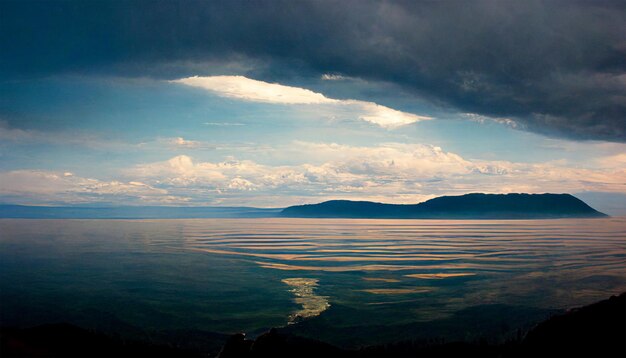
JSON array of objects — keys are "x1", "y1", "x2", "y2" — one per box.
[
  {"x1": 4, "y1": 293, "x2": 623, "y2": 357},
  {"x1": 281, "y1": 193, "x2": 607, "y2": 219},
  {"x1": 218, "y1": 292, "x2": 626, "y2": 357}
]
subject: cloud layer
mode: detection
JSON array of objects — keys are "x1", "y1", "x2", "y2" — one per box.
[
  {"x1": 3, "y1": 141, "x2": 622, "y2": 207},
  {"x1": 2, "y1": 1, "x2": 624, "y2": 140},
  {"x1": 0, "y1": 170, "x2": 184, "y2": 205}
]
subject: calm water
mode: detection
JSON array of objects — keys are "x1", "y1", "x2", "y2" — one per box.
[{"x1": 1, "y1": 218, "x2": 625, "y2": 347}]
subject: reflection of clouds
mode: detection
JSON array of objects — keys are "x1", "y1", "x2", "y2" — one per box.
[
  {"x1": 405, "y1": 273, "x2": 476, "y2": 279},
  {"x1": 362, "y1": 277, "x2": 401, "y2": 283},
  {"x1": 362, "y1": 288, "x2": 431, "y2": 295},
  {"x1": 182, "y1": 217, "x2": 626, "y2": 316},
  {"x1": 282, "y1": 278, "x2": 330, "y2": 324},
  {"x1": 254, "y1": 262, "x2": 475, "y2": 272}
]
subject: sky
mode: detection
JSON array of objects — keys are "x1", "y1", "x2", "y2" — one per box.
[{"x1": 1, "y1": 0, "x2": 625, "y2": 213}]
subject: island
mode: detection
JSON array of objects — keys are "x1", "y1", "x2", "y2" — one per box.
[{"x1": 280, "y1": 193, "x2": 607, "y2": 219}]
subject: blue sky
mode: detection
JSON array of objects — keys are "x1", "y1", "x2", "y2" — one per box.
[{"x1": 1, "y1": 1, "x2": 625, "y2": 213}]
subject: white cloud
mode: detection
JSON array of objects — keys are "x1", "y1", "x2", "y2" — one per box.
[
  {"x1": 2, "y1": 141, "x2": 624, "y2": 207},
  {"x1": 0, "y1": 170, "x2": 187, "y2": 205},
  {"x1": 463, "y1": 113, "x2": 521, "y2": 129},
  {"x1": 204, "y1": 122, "x2": 246, "y2": 126},
  {"x1": 228, "y1": 177, "x2": 257, "y2": 191},
  {"x1": 172, "y1": 75, "x2": 334, "y2": 104},
  {"x1": 291, "y1": 142, "x2": 471, "y2": 177},
  {"x1": 321, "y1": 74, "x2": 347, "y2": 81},
  {"x1": 346, "y1": 101, "x2": 431, "y2": 127},
  {"x1": 171, "y1": 76, "x2": 431, "y2": 128},
  {"x1": 119, "y1": 141, "x2": 626, "y2": 206},
  {"x1": 168, "y1": 137, "x2": 203, "y2": 148}
]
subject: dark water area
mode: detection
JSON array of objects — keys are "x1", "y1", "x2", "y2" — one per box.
[{"x1": 1, "y1": 218, "x2": 625, "y2": 350}]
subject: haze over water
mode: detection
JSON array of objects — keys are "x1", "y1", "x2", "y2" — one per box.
[{"x1": 1, "y1": 217, "x2": 625, "y2": 346}]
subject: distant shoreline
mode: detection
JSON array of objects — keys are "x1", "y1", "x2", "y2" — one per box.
[{"x1": 0, "y1": 193, "x2": 607, "y2": 219}]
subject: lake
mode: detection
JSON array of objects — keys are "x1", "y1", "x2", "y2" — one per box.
[{"x1": 1, "y1": 218, "x2": 625, "y2": 349}]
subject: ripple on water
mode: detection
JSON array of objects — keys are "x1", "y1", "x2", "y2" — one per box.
[{"x1": 180, "y1": 218, "x2": 626, "y2": 311}]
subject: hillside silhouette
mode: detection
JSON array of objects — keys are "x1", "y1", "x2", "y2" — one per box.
[
  {"x1": 2, "y1": 293, "x2": 623, "y2": 357},
  {"x1": 281, "y1": 193, "x2": 607, "y2": 219}
]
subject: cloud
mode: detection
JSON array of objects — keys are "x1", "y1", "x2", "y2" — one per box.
[
  {"x1": 463, "y1": 113, "x2": 521, "y2": 129},
  {"x1": 349, "y1": 101, "x2": 431, "y2": 128},
  {"x1": 0, "y1": 121, "x2": 37, "y2": 142},
  {"x1": 596, "y1": 152, "x2": 626, "y2": 168},
  {"x1": 203, "y1": 122, "x2": 246, "y2": 126},
  {"x1": 118, "y1": 142, "x2": 626, "y2": 206},
  {"x1": 0, "y1": 170, "x2": 187, "y2": 205},
  {"x1": 228, "y1": 177, "x2": 257, "y2": 191},
  {"x1": 163, "y1": 137, "x2": 212, "y2": 150},
  {"x1": 173, "y1": 76, "x2": 431, "y2": 128},
  {"x1": 0, "y1": 120, "x2": 131, "y2": 150},
  {"x1": 129, "y1": 154, "x2": 228, "y2": 186},
  {"x1": 2, "y1": 1, "x2": 624, "y2": 141},
  {"x1": 2, "y1": 139, "x2": 624, "y2": 206},
  {"x1": 172, "y1": 75, "x2": 334, "y2": 104},
  {"x1": 321, "y1": 74, "x2": 347, "y2": 81}
]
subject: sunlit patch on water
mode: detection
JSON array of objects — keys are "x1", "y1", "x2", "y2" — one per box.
[
  {"x1": 282, "y1": 278, "x2": 330, "y2": 324},
  {"x1": 254, "y1": 261, "x2": 471, "y2": 272},
  {"x1": 361, "y1": 288, "x2": 431, "y2": 295},
  {"x1": 405, "y1": 273, "x2": 476, "y2": 279},
  {"x1": 362, "y1": 277, "x2": 401, "y2": 283}
]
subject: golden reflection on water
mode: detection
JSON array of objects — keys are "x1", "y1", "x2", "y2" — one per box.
[
  {"x1": 177, "y1": 217, "x2": 626, "y2": 310},
  {"x1": 361, "y1": 288, "x2": 432, "y2": 295},
  {"x1": 405, "y1": 273, "x2": 476, "y2": 279},
  {"x1": 362, "y1": 277, "x2": 401, "y2": 283},
  {"x1": 254, "y1": 261, "x2": 479, "y2": 272},
  {"x1": 282, "y1": 278, "x2": 330, "y2": 324}
]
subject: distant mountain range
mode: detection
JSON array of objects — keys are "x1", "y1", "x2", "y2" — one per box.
[
  {"x1": 0, "y1": 193, "x2": 607, "y2": 219},
  {"x1": 280, "y1": 193, "x2": 607, "y2": 219}
]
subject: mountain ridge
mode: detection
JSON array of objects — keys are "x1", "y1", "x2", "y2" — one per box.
[{"x1": 280, "y1": 193, "x2": 607, "y2": 219}]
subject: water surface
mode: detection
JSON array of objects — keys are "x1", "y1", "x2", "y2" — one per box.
[{"x1": 1, "y1": 218, "x2": 625, "y2": 346}]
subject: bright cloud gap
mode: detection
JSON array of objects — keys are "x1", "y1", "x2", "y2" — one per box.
[{"x1": 171, "y1": 76, "x2": 432, "y2": 128}]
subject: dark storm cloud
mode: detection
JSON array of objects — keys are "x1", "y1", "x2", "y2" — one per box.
[{"x1": 2, "y1": 0, "x2": 625, "y2": 141}]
